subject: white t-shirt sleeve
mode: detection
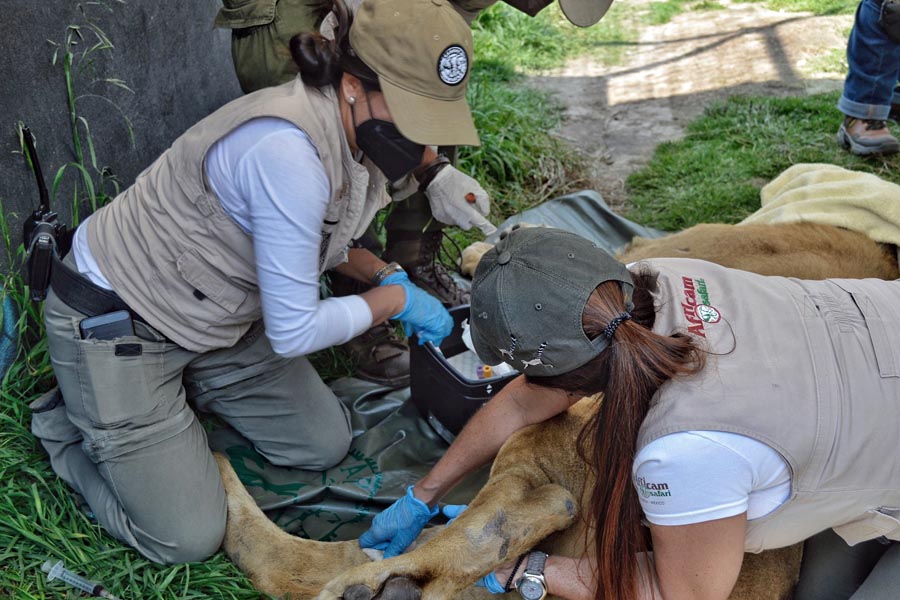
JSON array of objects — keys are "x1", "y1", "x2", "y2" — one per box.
[
  {"x1": 633, "y1": 432, "x2": 755, "y2": 526},
  {"x1": 219, "y1": 123, "x2": 373, "y2": 356}
]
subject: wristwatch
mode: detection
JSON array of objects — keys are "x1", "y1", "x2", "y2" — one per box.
[{"x1": 515, "y1": 551, "x2": 549, "y2": 600}]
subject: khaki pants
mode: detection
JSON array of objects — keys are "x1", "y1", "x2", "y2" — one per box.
[{"x1": 32, "y1": 284, "x2": 352, "y2": 564}]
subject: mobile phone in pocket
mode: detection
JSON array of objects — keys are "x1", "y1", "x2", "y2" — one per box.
[{"x1": 79, "y1": 310, "x2": 134, "y2": 340}]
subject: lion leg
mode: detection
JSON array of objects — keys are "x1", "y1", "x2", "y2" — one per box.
[
  {"x1": 729, "y1": 545, "x2": 803, "y2": 600},
  {"x1": 317, "y1": 476, "x2": 576, "y2": 600},
  {"x1": 214, "y1": 453, "x2": 371, "y2": 599}
]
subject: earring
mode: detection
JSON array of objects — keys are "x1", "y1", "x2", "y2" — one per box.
[{"x1": 348, "y1": 96, "x2": 356, "y2": 105}]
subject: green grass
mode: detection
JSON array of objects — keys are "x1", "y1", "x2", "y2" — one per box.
[
  {"x1": 473, "y1": 1, "x2": 636, "y2": 70},
  {"x1": 625, "y1": 92, "x2": 900, "y2": 231},
  {"x1": 765, "y1": 0, "x2": 857, "y2": 15},
  {"x1": 648, "y1": 0, "x2": 857, "y2": 26}
]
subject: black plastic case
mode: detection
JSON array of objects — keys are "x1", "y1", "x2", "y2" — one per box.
[{"x1": 409, "y1": 305, "x2": 517, "y2": 443}]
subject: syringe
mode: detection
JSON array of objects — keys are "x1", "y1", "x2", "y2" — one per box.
[{"x1": 41, "y1": 560, "x2": 121, "y2": 599}]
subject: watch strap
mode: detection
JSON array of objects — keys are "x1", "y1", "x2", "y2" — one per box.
[{"x1": 524, "y1": 551, "x2": 548, "y2": 575}]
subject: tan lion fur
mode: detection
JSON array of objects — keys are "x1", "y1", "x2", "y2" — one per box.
[{"x1": 217, "y1": 222, "x2": 899, "y2": 600}]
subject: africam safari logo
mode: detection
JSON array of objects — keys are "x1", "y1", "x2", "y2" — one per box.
[
  {"x1": 681, "y1": 276, "x2": 721, "y2": 337},
  {"x1": 636, "y1": 476, "x2": 672, "y2": 499}
]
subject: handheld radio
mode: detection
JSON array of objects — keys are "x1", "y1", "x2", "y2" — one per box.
[{"x1": 21, "y1": 126, "x2": 69, "y2": 302}]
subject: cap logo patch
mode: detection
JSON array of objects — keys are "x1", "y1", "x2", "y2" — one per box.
[{"x1": 437, "y1": 45, "x2": 468, "y2": 86}]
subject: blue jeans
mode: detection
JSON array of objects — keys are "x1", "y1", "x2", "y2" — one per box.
[{"x1": 839, "y1": 0, "x2": 900, "y2": 120}]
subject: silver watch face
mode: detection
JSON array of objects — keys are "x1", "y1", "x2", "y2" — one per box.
[{"x1": 518, "y1": 576, "x2": 545, "y2": 600}]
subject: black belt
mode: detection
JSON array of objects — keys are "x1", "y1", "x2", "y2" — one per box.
[{"x1": 50, "y1": 253, "x2": 145, "y2": 323}]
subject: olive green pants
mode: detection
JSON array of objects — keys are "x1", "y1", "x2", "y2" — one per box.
[{"x1": 33, "y1": 280, "x2": 351, "y2": 564}]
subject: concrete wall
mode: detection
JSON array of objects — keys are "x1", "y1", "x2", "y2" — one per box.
[{"x1": 0, "y1": 0, "x2": 242, "y2": 270}]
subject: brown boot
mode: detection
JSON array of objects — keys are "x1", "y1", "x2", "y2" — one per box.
[
  {"x1": 383, "y1": 230, "x2": 470, "y2": 307},
  {"x1": 342, "y1": 323, "x2": 410, "y2": 387},
  {"x1": 330, "y1": 272, "x2": 410, "y2": 387},
  {"x1": 836, "y1": 117, "x2": 900, "y2": 156}
]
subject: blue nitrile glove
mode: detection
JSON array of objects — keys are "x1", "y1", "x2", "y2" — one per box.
[
  {"x1": 359, "y1": 485, "x2": 439, "y2": 558},
  {"x1": 474, "y1": 572, "x2": 506, "y2": 594},
  {"x1": 441, "y1": 504, "x2": 467, "y2": 524},
  {"x1": 380, "y1": 272, "x2": 453, "y2": 346}
]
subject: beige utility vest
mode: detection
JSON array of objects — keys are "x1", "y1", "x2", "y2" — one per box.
[
  {"x1": 636, "y1": 258, "x2": 900, "y2": 552},
  {"x1": 87, "y1": 78, "x2": 389, "y2": 352}
]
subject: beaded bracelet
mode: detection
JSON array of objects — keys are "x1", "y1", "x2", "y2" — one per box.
[{"x1": 504, "y1": 553, "x2": 528, "y2": 593}]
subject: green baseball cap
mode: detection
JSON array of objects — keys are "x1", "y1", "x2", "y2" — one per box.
[
  {"x1": 470, "y1": 227, "x2": 634, "y2": 377},
  {"x1": 350, "y1": 0, "x2": 479, "y2": 146}
]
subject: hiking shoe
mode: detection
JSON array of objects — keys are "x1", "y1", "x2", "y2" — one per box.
[
  {"x1": 836, "y1": 117, "x2": 900, "y2": 156},
  {"x1": 384, "y1": 231, "x2": 470, "y2": 307},
  {"x1": 342, "y1": 322, "x2": 410, "y2": 387}
]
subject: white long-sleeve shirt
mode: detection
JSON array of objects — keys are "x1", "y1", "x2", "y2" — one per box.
[{"x1": 73, "y1": 117, "x2": 372, "y2": 357}]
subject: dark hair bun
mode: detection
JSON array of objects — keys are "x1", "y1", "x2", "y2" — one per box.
[{"x1": 290, "y1": 32, "x2": 342, "y2": 88}]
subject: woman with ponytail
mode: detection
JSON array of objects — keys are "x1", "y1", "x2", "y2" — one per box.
[
  {"x1": 374, "y1": 225, "x2": 900, "y2": 599},
  {"x1": 33, "y1": 0, "x2": 488, "y2": 565}
]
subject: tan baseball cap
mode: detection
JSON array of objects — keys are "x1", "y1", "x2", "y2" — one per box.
[
  {"x1": 558, "y1": 0, "x2": 614, "y2": 27},
  {"x1": 349, "y1": 0, "x2": 480, "y2": 146}
]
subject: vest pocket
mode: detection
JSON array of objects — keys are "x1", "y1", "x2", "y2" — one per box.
[
  {"x1": 214, "y1": 0, "x2": 277, "y2": 29},
  {"x1": 833, "y1": 508, "x2": 900, "y2": 546},
  {"x1": 176, "y1": 249, "x2": 248, "y2": 314},
  {"x1": 832, "y1": 280, "x2": 900, "y2": 377}
]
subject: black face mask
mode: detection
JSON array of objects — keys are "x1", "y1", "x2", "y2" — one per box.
[{"x1": 354, "y1": 119, "x2": 425, "y2": 182}]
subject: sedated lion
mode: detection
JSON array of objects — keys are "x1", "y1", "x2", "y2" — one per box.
[{"x1": 215, "y1": 221, "x2": 899, "y2": 600}]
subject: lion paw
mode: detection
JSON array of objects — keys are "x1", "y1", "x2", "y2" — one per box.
[{"x1": 321, "y1": 575, "x2": 422, "y2": 600}]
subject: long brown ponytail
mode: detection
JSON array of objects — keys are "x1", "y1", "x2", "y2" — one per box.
[{"x1": 528, "y1": 268, "x2": 706, "y2": 600}]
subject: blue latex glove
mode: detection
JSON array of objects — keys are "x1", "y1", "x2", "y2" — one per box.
[
  {"x1": 359, "y1": 485, "x2": 438, "y2": 558},
  {"x1": 474, "y1": 572, "x2": 506, "y2": 594},
  {"x1": 441, "y1": 504, "x2": 467, "y2": 524},
  {"x1": 380, "y1": 272, "x2": 453, "y2": 346}
]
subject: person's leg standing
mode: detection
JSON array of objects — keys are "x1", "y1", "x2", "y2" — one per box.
[
  {"x1": 185, "y1": 321, "x2": 352, "y2": 471},
  {"x1": 836, "y1": 0, "x2": 900, "y2": 155},
  {"x1": 384, "y1": 146, "x2": 470, "y2": 307},
  {"x1": 34, "y1": 284, "x2": 227, "y2": 564},
  {"x1": 218, "y1": 0, "x2": 331, "y2": 93}
]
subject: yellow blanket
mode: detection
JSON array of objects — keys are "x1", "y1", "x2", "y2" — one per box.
[{"x1": 740, "y1": 163, "x2": 900, "y2": 247}]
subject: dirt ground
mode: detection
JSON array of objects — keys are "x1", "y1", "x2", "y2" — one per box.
[{"x1": 528, "y1": 0, "x2": 853, "y2": 208}]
